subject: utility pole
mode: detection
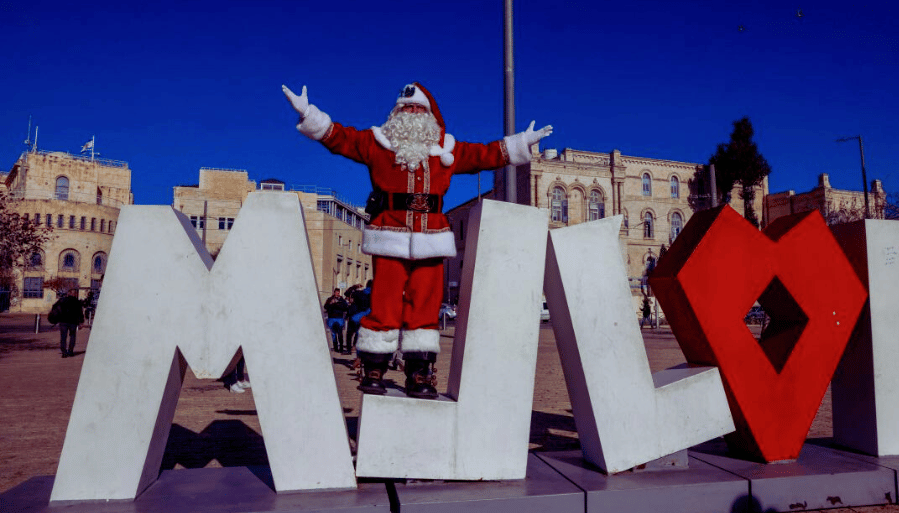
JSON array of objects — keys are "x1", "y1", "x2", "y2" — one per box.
[
  {"x1": 836, "y1": 135, "x2": 870, "y2": 219},
  {"x1": 503, "y1": 0, "x2": 516, "y2": 203}
]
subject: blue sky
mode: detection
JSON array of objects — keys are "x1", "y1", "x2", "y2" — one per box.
[{"x1": 1, "y1": 0, "x2": 896, "y2": 210}]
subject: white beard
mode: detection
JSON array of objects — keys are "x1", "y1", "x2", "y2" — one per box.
[{"x1": 381, "y1": 109, "x2": 441, "y2": 171}]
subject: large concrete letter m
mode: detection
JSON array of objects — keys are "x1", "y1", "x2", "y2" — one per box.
[{"x1": 50, "y1": 192, "x2": 355, "y2": 502}]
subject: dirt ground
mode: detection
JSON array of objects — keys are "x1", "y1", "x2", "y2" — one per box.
[{"x1": 0, "y1": 313, "x2": 895, "y2": 513}]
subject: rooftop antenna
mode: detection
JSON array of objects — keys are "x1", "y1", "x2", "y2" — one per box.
[
  {"x1": 23, "y1": 115, "x2": 32, "y2": 148},
  {"x1": 33, "y1": 126, "x2": 39, "y2": 152}
]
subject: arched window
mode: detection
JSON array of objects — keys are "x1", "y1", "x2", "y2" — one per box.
[
  {"x1": 588, "y1": 190, "x2": 605, "y2": 221},
  {"x1": 59, "y1": 250, "x2": 80, "y2": 273},
  {"x1": 670, "y1": 176, "x2": 680, "y2": 198},
  {"x1": 671, "y1": 212, "x2": 684, "y2": 240},
  {"x1": 96, "y1": 188, "x2": 103, "y2": 205},
  {"x1": 551, "y1": 186, "x2": 568, "y2": 223},
  {"x1": 92, "y1": 253, "x2": 107, "y2": 274},
  {"x1": 55, "y1": 176, "x2": 69, "y2": 200},
  {"x1": 642, "y1": 173, "x2": 652, "y2": 196},
  {"x1": 643, "y1": 212, "x2": 654, "y2": 238}
]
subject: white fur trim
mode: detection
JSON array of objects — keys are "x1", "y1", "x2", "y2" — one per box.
[
  {"x1": 410, "y1": 231, "x2": 457, "y2": 259},
  {"x1": 401, "y1": 328, "x2": 441, "y2": 353},
  {"x1": 430, "y1": 133, "x2": 455, "y2": 167},
  {"x1": 371, "y1": 126, "x2": 392, "y2": 150},
  {"x1": 362, "y1": 226, "x2": 457, "y2": 260},
  {"x1": 362, "y1": 226, "x2": 411, "y2": 259},
  {"x1": 504, "y1": 131, "x2": 533, "y2": 166},
  {"x1": 297, "y1": 105, "x2": 332, "y2": 141},
  {"x1": 357, "y1": 327, "x2": 400, "y2": 354},
  {"x1": 396, "y1": 84, "x2": 430, "y2": 109}
]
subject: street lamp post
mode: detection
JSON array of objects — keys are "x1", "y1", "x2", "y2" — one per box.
[{"x1": 836, "y1": 135, "x2": 870, "y2": 219}]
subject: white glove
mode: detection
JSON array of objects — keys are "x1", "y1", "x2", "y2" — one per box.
[
  {"x1": 524, "y1": 120, "x2": 553, "y2": 146},
  {"x1": 282, "y1": 84, "x2": 309, "y2": 119}
]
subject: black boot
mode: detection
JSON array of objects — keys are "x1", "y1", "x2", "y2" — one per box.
[
  {"x1": 403, "y1": 352, "x2": 438, "y2": 399},
  {"x1": 358, "y1": 352, "x2": 390, "y2": 395}
]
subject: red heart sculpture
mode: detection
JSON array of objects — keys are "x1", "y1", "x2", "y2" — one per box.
[{"x1": 650, "y1": 205, "x2": 867, "y2": 462}]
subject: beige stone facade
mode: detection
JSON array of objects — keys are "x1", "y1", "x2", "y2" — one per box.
[
  {"x1": 445, "y1": 146, "x2": 767, "y2": 309},
  {"x1": 3, "y1": 150, "x2": 133, "y2": 313},
  {"x1": 764, "y1": 173, "x2": 886, "y2": 226},
  {"x1": 173, "y1": 169, "x2": 371, "y2": 304}
]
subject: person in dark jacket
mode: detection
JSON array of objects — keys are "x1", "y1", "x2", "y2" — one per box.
[
  {"x1": 54, "y1": 289, "x2": 85, "y2": 358},
  {"x1": 323, "y1": 288, "x2": 349, "y2": 352},
  {"x1": 345, "y1": 280, "x2": 373, "y2": 355}
]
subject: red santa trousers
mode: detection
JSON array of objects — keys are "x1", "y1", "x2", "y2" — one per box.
[{"x1": 360, "y1": 255, "x2": 443, "y2": 339}]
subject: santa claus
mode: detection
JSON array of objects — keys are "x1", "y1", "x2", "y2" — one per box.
[{"x1": 282, "y1": 82, "x2": 552, "y2": 399}]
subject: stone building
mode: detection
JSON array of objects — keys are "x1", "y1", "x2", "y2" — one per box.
[
  {"x1": 445, "y1": 146, "x2": 766, "y2": 308},
  {"x1": 3, "y1": 150, "x2": 133, "y2": 313},
  {"x1": 764, "y1": 173, "x2": 886, "y2": 226},
  {"x1": 173, "y1": 168, "x2": 371, "y2": 303}
]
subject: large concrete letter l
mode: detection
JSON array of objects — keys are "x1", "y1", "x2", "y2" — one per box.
[
  {"x1": 50, "y1": 192, "x2": 355, "y2": 502},
  {"x1": 544, "y1": 216, "x2": 735, "y2": 473}
]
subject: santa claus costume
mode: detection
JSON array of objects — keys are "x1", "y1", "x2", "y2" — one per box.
[{"x1": 284, "y1": 82, "x2": 551, "y2": 398}]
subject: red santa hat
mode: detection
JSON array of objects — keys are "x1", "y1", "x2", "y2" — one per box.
[{"x1": 395, "y1": 82, "x2": 455, "y2": 166}]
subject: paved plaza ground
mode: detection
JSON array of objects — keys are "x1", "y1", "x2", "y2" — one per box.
[{"x1": 0, "y1": 312, "x2": 895, "y2": 512}]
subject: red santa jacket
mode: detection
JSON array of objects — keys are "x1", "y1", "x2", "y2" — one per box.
[{"x1": 297, "y1": 104, "x2": 534, "y2": 260}]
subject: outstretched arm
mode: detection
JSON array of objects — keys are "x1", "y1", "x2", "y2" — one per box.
[
  {"x1": 281, "y1": 84, "x2": 332, "y2": 141},
  {"x1": 505, "y1": 120, "x2": 554, "y2": 166}
]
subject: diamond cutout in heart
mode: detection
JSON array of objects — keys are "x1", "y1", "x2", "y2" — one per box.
[
  {"x1": 755, "y1": 277, "x2": 809, "y2": 373},
  {"x1": 650, "y1": 205, "x2": 867, "y2": 462}
]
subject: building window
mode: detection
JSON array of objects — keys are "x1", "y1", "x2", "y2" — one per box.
[
  {"x1": 46, "y1": 214, "x2": 52, "y2": 227},
  {"x1": 91, "y1": 218, "x2": 96, "y2": 231},
  {"x1": 218, "y1": 217, "x2": 234, "y2": 230},
  {"x1": 261, "y1": 182, "x2": 284, "y2": 191},
  {"x1": 670, "y1": 176, "x2": 680, "y2": 198},
  {"x1": 643, "y1": 212, "x2": 654, "y2": 238},
  {"x1": 60, "y1": 250, "x2": 80, "y2": 272},
  {"x1": 55, "y1": 176, "x2": 69, "y2": 200},
  {"x1": 100, "y1": 219, "x2": 106, "y2": 232},
  {"x1": 34, "y1": 213, "x2": 39, "y2": 224},
  {"x1": 588, "y1": 190, "x2": 605, "y2": 221},
  {"x1": 80, "y1": 217, "x2": 86, "y2": 230},
  {"x1": 109, "y1": 221, "x2": 114, "y2": 233},
  {"x1": 671, "y1": 212, "x2": 683, "y2": 240},
  {"x1": 57, "y1": 215, "x2": 64, "y2": 228},
  {"x1": 23, "y1": 277, "x2": 43, "y2": 298},
  {"x1": 69, "y1": 215, "x2": 76, "y2": 229},
  {"x1": 96, "y1": 188, "x2": 103, "y2": 205},
  {"x1": 551, "y1": 186, "x2": 568, "y2": 223},
  {"x1": 26, "y1": 251, "x2": 43, "y2": 271},
  {"x1": 642, "y1": 173, "x2": 652, "y2": 196},
  {"x1": 190, "y1": 216, "x2": 205, "y2": 229},
  {"x1": 92, "y1": 253, "x2": 107, "y2": 274}
]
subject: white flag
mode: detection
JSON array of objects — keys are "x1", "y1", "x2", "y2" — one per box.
[{"x1": 81, "y1": 139, "x2": 94, "y2": 153}]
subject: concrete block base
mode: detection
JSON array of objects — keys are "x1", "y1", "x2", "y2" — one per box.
[
  {"x1": 537, "y1": 450, "x2": 747, "y2": 513},
  {"x1": 391, "y1": 454, "x2": 583, "y2": 513},
  {"x1": 690, "y1": 438, "x2": 896, "y2": 511},
  {"x1": 2, "y1": 467, "x2": 391, "y2": 513}
]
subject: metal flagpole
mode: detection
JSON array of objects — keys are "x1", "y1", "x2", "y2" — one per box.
[{"x1": 503, "y1": 0, "x2": 516, "y2": 203}]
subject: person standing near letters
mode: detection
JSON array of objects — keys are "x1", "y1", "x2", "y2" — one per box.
[
  {"x1": 323, "y1": 288, "x2": 349, "y2": 353},
  {"x1": 283, "y1": 81, "x2": 552, "y2": 398},
  {"x1": 53, "y1": 289, "x2": 84, "y2": 358}
]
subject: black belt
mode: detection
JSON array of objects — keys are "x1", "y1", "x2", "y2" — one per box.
[{"x1": 387, "y1": 193, "x2": 442, "y2": 214}]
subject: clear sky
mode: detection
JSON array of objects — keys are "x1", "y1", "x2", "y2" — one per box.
[{"x1": 1, "y1": 0, "x2": 896, "y2": 211}]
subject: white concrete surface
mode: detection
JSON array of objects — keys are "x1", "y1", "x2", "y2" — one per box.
[
  {"x1": 543, "y1": 216, "x2": 735, "y2": 473},
  {"x1": 355, "y1": 199, "x2": 549, "y2": 480},
  {"x1": 51, "y1": 192, "x2": 356, "y2": 501},
  {"x1": 831, "y1": 220, "x2": 899, "y2": 456}
]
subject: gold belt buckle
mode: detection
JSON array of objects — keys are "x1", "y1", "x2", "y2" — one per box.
[{"x1": 406, "y1": 193, "x2": 433, "y2": 213}]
